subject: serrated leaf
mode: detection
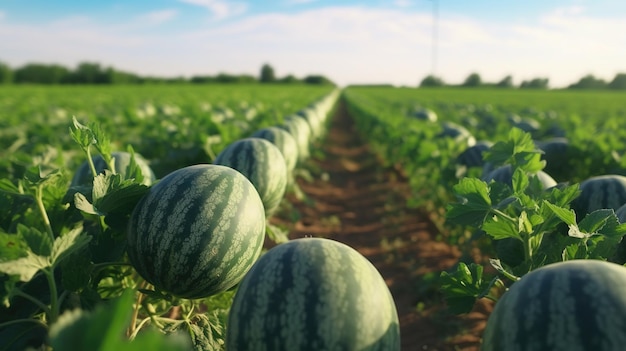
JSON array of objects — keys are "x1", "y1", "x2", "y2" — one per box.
[
  {"x1": 439, "y1": 262, "x2": 487, "y2": 314},
  {"x1": 74, "y1": 192, "x2": 100, "y2": 216},
  {"x1": 50, "y1": 227, "x2": 91, "y2": 268},
  {"x1": 70, "y1": 117, "x2": 96, "y2": 149},
  {"x1": 446, "y1": 178, "x2": 492, "y2": 227},
  {"x1": 482, "y1": 213, "x2": 520, "y2": 240},
  {"x1": 578, "y1": 209, "x2": 615, "y2": 234},
  {"x1": 0, "y1": 252, "x2": 49, "y2": 282},
  {"x1": 0, "y1": 232, "x2": 29, "y2": 262},
  {"x1": 17, "y1": 224, "x2": 52, "y2": 257},
  {"x1": 511, "y1": 167, "x2": 528, "y2": 194},
  {"x1": 544, "y1": 201, "x2": 577, "y2": 226},
  {"x1": 91, "y1": 172, "x2": 148, "y2": 216}
]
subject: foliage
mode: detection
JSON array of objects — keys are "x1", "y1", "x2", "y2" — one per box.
[
  {"x1": 420, "y1": 75, "x2": 445, "y2": 87},
  {"x1": 462, "y1": 73, "x2": 482, "y2": 87},
  {"x1": 259, "y1": 63, "x2": 276, "y2": 83},
  {"x1": 0, "y1": 85, "x2": 338, "y2": 350}
]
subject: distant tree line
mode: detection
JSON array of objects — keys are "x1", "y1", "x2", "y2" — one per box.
[
  {"x1": 0, "y1": 61, "x2": 334, "y2": 86},
  {"x1": 419, "y1": 72, "x2": 626, "y2": 90}
]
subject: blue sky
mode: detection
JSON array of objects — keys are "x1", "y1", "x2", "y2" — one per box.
[{"x1": 1, "y1": 0, "x2": 625, "y2": 87}]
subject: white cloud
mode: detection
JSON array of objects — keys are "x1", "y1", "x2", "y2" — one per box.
[
  {"x1": 178, "y1": 0, "x2": 247, "y2": 20},
  {"x1": 136, "y1": 9, "x2": 179, "y2": 25},
  {"x1": 284, "y1": 0, "x2": 319, "y2": 5},
  {"x1": 1, "y1": 5, "x2": 624, "y2": 87},
  {"x1": 393, "y1": 0, "x2": 414, "y2": 8}
]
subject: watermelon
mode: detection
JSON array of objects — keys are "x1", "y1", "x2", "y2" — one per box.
[
  {"x1": 250, "y1": 127, "x2": 299, "y2": 174},
  {"x1": 296, "y1": 107, "x2": 324, "y2": 140},
  {"x1": 570, "y1": 175, "x2": 626, "y2": 220},
  {"x1": 437, "y1": 122, "x2": 476, "y2": 147},
  {"x1": 213, "y1": 137, "x2": 288, "y2": 215},
  {"x1": 279, "y1": 115, "x2": 312, "y2": 163},
  {"x1": 226, "y1": 237, "x2": 400, "y2": 351},
  {"x1": 71, "y1": 151, "x2": 156, "y2": 186},
  {"x1": 617, "y1": 203, "x2": 626, "y2": 223},
  {"x1": 534, "y1": 137, "x2": 570, "y2": 180},
  {"x1": 126, "y1": 164, "x2": 266, "y2": 299},
  {"x1": 410, "y1": 107, "x2": 437, "y2": 122},
  {"x1": 456, "y1": 141, "x2": 493, "y2": 168},
  {"x1": 482, "y1": 259, "x2": 626, "y2": 351}
]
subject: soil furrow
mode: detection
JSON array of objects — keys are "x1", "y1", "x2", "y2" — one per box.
[{"x1": 272, "y1": 99, "x2": 490, "y2": 350}]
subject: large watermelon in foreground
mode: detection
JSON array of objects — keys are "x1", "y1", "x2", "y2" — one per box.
[
  {"x1": 226, "y1": 237, "x2": 400, "y2": 351},
  {"x1": 482, "y1": 259, "x2": 626, "y2": 351},
  {"x1": 127, "y1": 164, "x2": 266, "y2": 299}
]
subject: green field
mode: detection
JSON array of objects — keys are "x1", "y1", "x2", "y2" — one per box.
[{"x1": 2, "y1": 84, "x2": 626, "y2": 350}]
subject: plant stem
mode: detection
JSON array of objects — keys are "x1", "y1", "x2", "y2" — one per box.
[
  {"x1": 43, "y1": 269, "x2": 59, "y2": 324},
  {"x1": 0, "y1": 318, "x2": 48, "y2": 330},
  {"x1": 35, "y1": 184, "x2": 54, "y2": 240},
  {"x1": 12, "y1": 289, "x2": 52, "y2": 316},
  {"x1": 85, "y1": 147, "x2": 98, "y2": 183}
]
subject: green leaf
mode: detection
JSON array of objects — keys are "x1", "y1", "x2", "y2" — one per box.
[
  {"x1": 544, "y1": 201, "x2": 577, "y2": 226},
  {"x1": 439, "y1": 262, "x2": 487, "y2": 314},
  {"x1": 483, "y1": 128, "x2": 543, "y2": 172},
  {"x1": 578, "y1": 209, "x2": 615, "y2": 234},
  {"x1": 17, "y1": 224, "x2": 52, "y2": 257},
  {"x1": 91, "y1": 172, "x2": 149, "y2": 216},
  {"x1": 446, "y1": 178, "x2": 492, "y2": 227},
  {"x1": 49, "y1": 290, "x2": 191, "y2": 351},
  {"x1": 0, "y1": 231, "x2": 29, "y2": 262},
  {"x1": 70, "y1": 117, "x2": 96, "y2": 150},
  {"x1": 0, "y1": 252, "x2": 49, "y2": 282},
  {"x1": 50, "y1": 227, "x2": 91, "y2": 268},
  {"x1": 482, "y1": 213, "x2": 520, "y2": 240},
  {"x1": 511, "y1": 167, "x2": 528, "y2": 194},
  {"x1": 74, "y1": 192, "x2": 99, "y2": 216}
]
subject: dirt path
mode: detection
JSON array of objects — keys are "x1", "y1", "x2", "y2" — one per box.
[{"x1": 272, "y1": 100, "x2": 491, "y2": 350}]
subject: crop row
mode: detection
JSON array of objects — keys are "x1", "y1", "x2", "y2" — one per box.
[{"x1": 344, "y1": 86, "x2": 626, "y2": 349}]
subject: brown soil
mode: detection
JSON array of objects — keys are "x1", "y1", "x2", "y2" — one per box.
[{"x1": 271, "y1": 100, "x2": 492, "y2": 350}]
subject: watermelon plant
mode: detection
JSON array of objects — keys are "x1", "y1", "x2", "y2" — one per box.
[
  {"x1": 213, "y1": 138, "x2": 288, "y2": 216},
  {"x1": 127, "y1": 164, "x2": 266, "y2": 299},
  {"x1": 71, "y1": 150, "x2": 156, "y2": 186},
  {"x1": 441, "y1": 128, "x2": 626, "y2": 313},
  {"x1": 482, "y1": 259, "x2": 626, "y2": 351},
  {"x1": 226, "y1": 237, "x2": 400, "y2": 351}
]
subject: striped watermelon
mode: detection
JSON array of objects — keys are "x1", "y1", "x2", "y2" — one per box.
[
  {"x1": 250, "y1": 127, "x2": 299, "y2": 174},
  {"x1": 71, "y1": 151, "x2": 156, "y2": 186},
  {"x1": 617, "y1": 203, "x2": 626, "y2": 223},
  {"x1": 456, "y1": 140, "x2": 493, "y2": 168},
  {"x1": 226, "y1": 237, "x2": 400, "y2": 351},
  {"x1": 570, "y1": 175, "x2": 626, "y2": 220},
  {"x1": 213, "y1": 138, "x2": 288, "y2": 215},
  {"x1": 279, "y1": 115, "x2": 312, "y2": 163},
  {"x1": 482, "y1": 259, "x2": 626, "y2": 351},
  {"x1": 296, "y1": 107, "x2": 324, "y2": 140},
  {"x1": 410, "y1": 107, "x2": 437, "y2": 122},
  {"x1": 126, "y1": 164, "x2": 266, "y2": 299},
  {"x1": 534, "y1": 137, "x2": 570, "y2": 180},
  {"x1": 437, "y1": 122, "x2": 476, "y2": 147},
  {"x1": 482, "y1": 165, "x2": 557, "y2": 190}
]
